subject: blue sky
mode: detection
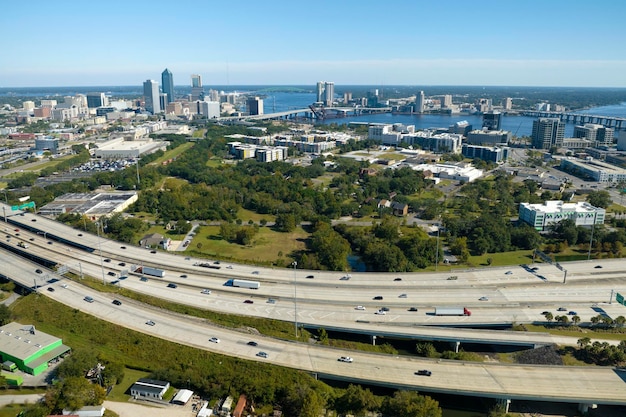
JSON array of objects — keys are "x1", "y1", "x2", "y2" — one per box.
[{"x1": 1, "y1": 0, "x2": 625, "y2": 87}]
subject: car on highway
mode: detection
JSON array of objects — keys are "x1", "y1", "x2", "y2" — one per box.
[
  {"x1": 399, "y1": 293, "x2": 407, "y2": 298},
  {"x1": 118, "y1": 262, "x2": 126, "y2": 266},
  {"x1": 47, "y1": 287, "x2": 55, "y2": 292},
  {"x1": 373, "y1": 296, "x2": 383, "y2": 300},
  {"x1": 47, "y1": 241, "x2": 52, "y2": 245},
  {"x1": 306, "y1": 275, "x2": 314, "y2": 279},
  {"x1": 167, "y1": 283, "x2": 178, "y2": 289},
  {"x1": 542, "y1": 311, "x2": 550, "y2": 315},
  {"x1": 251, "y1": 271, "x2": 259, "y2": 275},
  {"x1": 78, "y1": 233, "x2": 83, "y2": 237},
  {"x1": 180, "y1": 274, "x2": 188, "y2": 278},
  {"x1": 201, "y1": 289, "x2": 212, "y2": 295},
  {"x1": 415, "y1": 369, "x2": 432, "y2": 377},
  {"x1": 209, "y1": 337, "x2": 220, "y2": 343},
  {"x1": 112, "y1": 300, "x2": 122, "y2": 306},
  {"x1": 394, "y1": 277, "x2": 402, "y2": 281},
  {"x1": 479, "y1": 296, "x2": 489, "y2": 301},
  {"x1": 84, "y1": 296, "x2": 94, "y2": 303},
  {"x1": 505, "y1": 271, "x2": 513, "y2": 275},
  {"x1": 107, "y1": 271, "x2": 116, "y2": 276},
  {"x1": 35, "y1": 269, "x2": 42, "y2": 274},
  {"x1": 408, "y1": 307, "x2": 419, "y2": 312},
  {"x1": 568, "y1": 311, "x2": 578, "y2": 316},
  {"x1": 338, "y1": 356, "x2": 353, "y2": 363},
  {"x1": 14, "y1": 229, "x2": 19, "y2": 232},
  {"x1": 120, "y1": 246, "x2": 126, "y2": 249},
  {"x1": 267, "y1": 298, "x2": 276, "y2": 304},
  {"x1": 104, "y1": 258, "x2": 111, "y2": 263},
  {"x1": 557, "y1": 307, "x2": 567, "y2": 311},
  {"x1": 355, "y1": 305, "x2": 366, "y2": 310},
  {"x1": 256, "y1": 351, "x2": 268, "y2": 358},
  {"x1": 247, "y1": 341, "x2": 258, "y2": 347},
  {"x1": 29, "y1": 237, "x2": 34, "y2": 241},
  {"x1": 61, "y1": 284, "x2": 68, "y2": 289},
  {"x1": 140, "y1": 277, "x2": 148, "y2": 282},
  {"x1": 145, "y1": 320, "x2": 156, "y2": 326},
  {"x1": 150, "y1": 250, "x2": 157, "y2": 254},
  {"x1": 243, "y1": 300, "x2": 254, "y2": 304},
  {"x1": 340, "y1": 274, "x2": 352, "y2": 280},
  {"x1": 594, "y1": 265, "x2": 603, "y2": 269},
  {"x1": 375, "y1": 310, "x2": 386, "y2": 315}
]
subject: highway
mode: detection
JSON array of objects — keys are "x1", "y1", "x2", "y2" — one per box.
[{"x1": 3, "y1": 204, "x2": 626, "y2": 408}]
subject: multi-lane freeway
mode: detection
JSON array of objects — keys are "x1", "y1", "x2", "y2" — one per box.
[{"x1": 2, "y1": 203, "x2": 626, "y2": 411}]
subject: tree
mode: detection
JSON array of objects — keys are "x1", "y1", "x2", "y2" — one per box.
[
  {"x1": 578, "y1": 337, "x2": 591, "y2": 349},
  {"x1": 382, "y1": 390, "x2": 442, "y2": 417},
  {"x1": 571, "y1": 315, "x2": 581, "y2": 326},
  {"x1": 54, "y1": 376, "x2": 106, "y2": 412},
  {"x1": 544, "y1": 312, "x2": 554, "y2": 323},
  {"x1": 275, "y1": 213, "x2": 297, "y2": 232},
  {"x1": 335, "y1": 384, "x2": 381, "y2": 416},
  {"x1": 586, "y1": 190, "x2": 612, "y2": 208},
  {"x1": 0, "y1": 304, "x2": 11, "y2": 326}
]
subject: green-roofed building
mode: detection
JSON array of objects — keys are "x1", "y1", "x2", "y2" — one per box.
[{"x1": 0, "y1": 322, "x2": 70, "y2": 376}]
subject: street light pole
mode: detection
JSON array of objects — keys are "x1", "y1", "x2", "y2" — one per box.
[{"x1": 293, "y1": 261, "x2": 298, "y2": 338}]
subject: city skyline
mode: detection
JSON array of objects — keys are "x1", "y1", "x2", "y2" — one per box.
[{"x1": 1, "y1": 0, "x2": 626, "y2": 88}]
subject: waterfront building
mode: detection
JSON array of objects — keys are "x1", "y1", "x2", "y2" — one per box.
[
  {"x1": 247, "y1": 97, "x2": 264, "y2": 115},
  {"x1": 442, "y1": 94, "x2": 452, "y2": 108},
  {"x1": 142, "y1": 80, "x2": 161, "y2": 114},
  {"x1": 482, "y1": 111, "x2": 502, "y2": 131},
  {"x1": 531, "y1": 118, "x2": 564, "y2": 149},
  {"x1": 86, "y1": 93, "x2": 107, "y2": 108},
  {"x1": 466, "y1": 129, "x2": 511, "y2": 146},
  {"x1": 503, "y1": 97, "x2": 513, "y2": 110},
  {"x1": 519, "y1": 200, "x2": 605, "y2": 231},
  {"x1": 573, "y1": 123, "x2": 614, "y2": 147},
  {"x1": 560, "y1": 157, "x2": 626, "y2": 183},
  {"x1": 415, "y1": 90, "x2": 425, "y2": 113},
  {"x1": 161, "y1": 68, "x2": 174, "y2": 104},
  {"x1": 324, "y1": 82, "x2": 334, "y2": 107},
  {"x1": 462, "y1": 144, "x2": 509, "y2": 163},
  {"x1": 191, "y1": 74, "x2": 204, "y2": 101},
  {"x1": 449, "y1": 120, "x2": 472, "y2": 135}
]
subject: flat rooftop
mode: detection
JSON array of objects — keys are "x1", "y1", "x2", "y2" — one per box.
[{"x1": 0, "y1": 322, "x2": 62, "y2": 361}]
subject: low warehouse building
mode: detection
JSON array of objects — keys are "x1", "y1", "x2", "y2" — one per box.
[
  {"x1": 130, "y1": 378, "x2": 170, "y2": 400},
  {"x1": 0, "y1": 322, "x2": 70, "y2": 375}
]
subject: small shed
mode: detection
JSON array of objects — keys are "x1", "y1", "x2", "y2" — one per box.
[
  {"x1": 172, "y1": 389, "x2": 194, "y2": 405},
  {"x1": 130, "y1": 378, "x2": 170, "y2": 400}
]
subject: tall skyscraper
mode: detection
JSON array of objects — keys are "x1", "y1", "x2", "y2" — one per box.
[
  {"x1": 316, "y1": 82, "x2": 325, "y2": 103},
  {"x1": 247, "y1": 97, "x2": 264, "y2": 115},
  {"x1": 574, "y1": 123, "x2": 614, "y2": 147},
  {"x1": 143, "y1": 80, "x2": 161, "y2": 114},
  {"x1": 531, "y1": 118, "x2": 564, "y2": 149},
  {"x1": 191, "y1": 74, "x2": 204, "y2": 101},
  {"x1": 415, "y1": 91, "x2": 425, "y2": 113},
  {"x1": 482, "y1": 111, "x2": 502, "y2": 131},
  {"x1": 503, "y1": 97, "x2": 513, "y2": 110},
  {"x1": 161, "y1": 69, "x2": 174, "y2": 104},
  {"x1": 324, "y1": 82, "x2": 334, "y2": 107},
  {"x1": 442, "y1": 94, "x2": 453, "y2": 108}
]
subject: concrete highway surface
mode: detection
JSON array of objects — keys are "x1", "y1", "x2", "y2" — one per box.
[{"x1": 3, "y1": 204, "x2": 626, "y2": 407}]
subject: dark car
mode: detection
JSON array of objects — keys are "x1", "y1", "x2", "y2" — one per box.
[
  {"x1": 394, "y1": 277, "x2": 402, "y2": 281},
  {"x1": 112, "y1": 300, "x2": 122, "y2": 306},
  {"x1": 167, "y1": 283, "x2": 178, "y2": 289},
  {"x1": 373, "y1": 296, "x2": 383, "y2": 300},
  {"x1": 35, "y1": 269, "x2": 42, "y2": 274},
  {"x1": 557, "y1": 307, "x2": 567, "y2": 312},
  {"x1": 150, "y1": 250, "x2": 157, "y2": 254},
  {"x1": 118, "y1": 262, "x2": 126, "y2": 266},
  {"x1": 104, "y1": 258, "x2": 111, "y2": 263},
  {"x1": 107, "y1": 271, "x2": 116, "y2": 276},
  {"x1": 381, "y1": 307, "x2": 390, "y2": 312},
  {"x1": 415, "y1": 370, "x2": 432, "y2": 377},
  {"x1": 140, "y1": 277, "x2": 148, "y2": 282},
  {"x1": 247, "y1": 341, "x2": 258, "y2": 346},
  {"x1": 243, "y1": 300, "x2": 254, "y2": 304},
  {"x1": 306, "y1": 275, "x2": 314, "y2": 279},
  {"x1": 180, "y1": 274, "x2": 188, "y2": 278},
  {"x1": 408, "y1": 307, "x2": 419, "y2": 312},
  {"x1": 47, "y1": 287, "x2": 55, "y2": 292},
  {"x1": 594, "y1": 265, "x2": 603, "y2": 269},
  {"x1": 47, "y1": 241, "x2": 53, "y2": 245}
]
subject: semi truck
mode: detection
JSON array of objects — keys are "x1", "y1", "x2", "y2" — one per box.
[
  {"x1": 434, "y1": 307, "x2": 471, "y2": 316},
  {"x1": 231, "y1": 279, "x2": 260, "y2": 290},
  {"x1": 135, "y1": 266, "x2": 165, "y2": 278}
]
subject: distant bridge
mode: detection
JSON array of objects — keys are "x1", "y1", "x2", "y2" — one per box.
[
  {"x1": 522, "y1": 110, "x2": 626, "y2": 130},
  {"x1": 218, "y1": 106, "x2": 393, "y2": 122}
]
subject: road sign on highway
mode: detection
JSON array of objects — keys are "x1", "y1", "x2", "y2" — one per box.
[{"x1": 617, "y1": 292, "x2": 625, "y2": 306}]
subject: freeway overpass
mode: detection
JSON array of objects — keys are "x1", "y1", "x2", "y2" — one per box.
[{"x1": 2, "y1": 251, "x2": 626, "y2": 413}]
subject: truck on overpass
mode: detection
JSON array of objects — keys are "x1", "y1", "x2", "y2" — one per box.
[{"x1": 435, "y1": 307, "x2": 471, "y2": 316}]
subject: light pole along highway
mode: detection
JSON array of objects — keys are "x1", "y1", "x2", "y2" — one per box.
[{"x1": 293, "y1": 260, "x2": 298, "y2": 337}]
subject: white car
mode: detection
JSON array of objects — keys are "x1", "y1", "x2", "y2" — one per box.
[
  {"x1": 338, "y1": 356, "x2": 353, "y2": 363},
  {"x1": 201, "y1": 289, "x2": 212, "y2": 295},
  {"x1": 209, "y1": 337, "x2": 220, "y2": 343},
  {"x1": 355, "y1": 305, "x2": 366, "y2": 311},
  {"x1": 375, "y1": 310, "x2": 386, "y2": 315}
]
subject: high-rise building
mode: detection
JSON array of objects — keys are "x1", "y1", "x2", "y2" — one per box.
[
  {"x1": 316, "y1": 81, "x2": 325, "y2": 103},
  {"x1": 247, "y1": 97, "x2": 264, "y2": 115},
  {"x1": 573, "y1": 123, "x2": 614, "y2": 147},
  {"x1": 315, "y1": 81, "x2": 335, "y2": 106},
  {"x1": 161, "y1": 69, "x2": 174, "y2": 104},
  {"x1": 191, "y1": 74, "x2": 204, "y2": 101},
  {"x1": 442, "y1": 95, "x2": 452, "y2": 108},
  {"x1": 22, "y1": 101, "x2": 35, "y2": 111},
  {"x1": 482, "y1": 111, "x2": 502, "y2": 131},
  {"x1": 531, "y1": 118, "x2": 564, "y2": 149},
  {"x1": 503, "y1": 97, "x2": 513, "y2": 110},
  {"x1": 324, "y1": 82, "x2": 334, "y2": 107},
  {"x1": 143, "y1": 80, "x2": 161, "y2": 114},
  {"x1": 415, "y1": 91, "x2": 425, "y2": 113},
  {"x1": 86, "y1": 93, "x2": 107, "y2": 108}
]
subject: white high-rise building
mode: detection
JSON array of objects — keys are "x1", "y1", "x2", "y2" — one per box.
[
  {"x1": 442, "y1": 95, "x2": 452, "y2": 108},
  {"x1": 316, "y1": 81, "x2": 335, "y2": 106},
  {"x1": 143, "y1": 80, "x2": 161, "y2": 114},
  {"x1": 191, "y1": 74, "x2": 204, "y2": 101},
  {"x1": 415, "y1": 91, "x2": 425, "y2": 113}
]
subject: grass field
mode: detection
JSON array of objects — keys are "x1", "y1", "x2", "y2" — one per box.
[
  {"x1": 23, "y1": 155, "x2": 73, "y2": 172},
  {"x1": 107, "y1": 368, "x2": 150, "y2": 401},
  {"x1": 150, "y1": 142, "x2": 194, "y2": 165},
  {"x1": 186, "y1": 225, "x2": 309, "y2": 265},
  {"x1": 236, "y1": 207, "x2": 274, "y2": 223},
  {"x1": 192, "y1": 129, "x2": 206, "y2": 138},
  {"x1": 0, "y1": 403, "x2": 28, "y2": 417}
]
